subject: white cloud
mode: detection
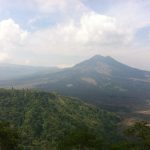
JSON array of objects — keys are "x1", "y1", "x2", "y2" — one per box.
[
  {"x1": 2, "y1": 12, "x2": 133, "y2": 64},
  {"x1": 25, "y1": 12, "x2": 134, "y2": 57},
  {"x1": 0, "y1": 12, "x2": 137, "y2": 66},
  {"x1": 75, "y1": 12, "x2": 133, "y2": 45},
  {"x1": 32, "y1": 0, "x2": 87, "y2": 13},
  {"x1": 0, "y1": 52, "x2": 10, "y2": 61},
  {"x1": 0, "y1": 19, "x2": 28, "y2": 51},
  {"x1": 0, "y1": 18, "x2": 28, "y2": 62},
  {"x1": 107, "y1": 0, "x2": 150, "y2": 29},
  {"x1": 33, "y1": 0, "x2": 68, "y2": 13}
]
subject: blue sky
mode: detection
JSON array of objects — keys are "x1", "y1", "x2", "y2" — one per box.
[{"x1": 0, "y1": 0, "x2": 150, "y2": 70}]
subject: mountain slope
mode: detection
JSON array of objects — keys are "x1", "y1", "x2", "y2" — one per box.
[
  {"x1": 35, "y1": 55, "x2": 150, "y2": 108},
  {"x1": 1, "y1": 55, "x2": 150, "y2": 113},
  {"x1": 0, "y1": 89, "x2": 120, "y2": 149}
]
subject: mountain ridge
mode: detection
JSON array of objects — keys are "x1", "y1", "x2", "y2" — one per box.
[{"x1": 0, "y1": 63, "x2": 60, "y2": 81}]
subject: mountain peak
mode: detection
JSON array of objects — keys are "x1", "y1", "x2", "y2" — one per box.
[
  {"x1": 73, "y1": 55, "x2": 114, "y2": 76},
  {"x1": 91, "y1": 55, "x2": 107, "y2": 59},
  {"x1": 80, "y1": 55, "x2": 115, "y2": 65},
  {"x1": 73, "y1": 55, "x2": 140, "y2": 77},
  {"x1": 90, "y1": 55, "x2": 113, "y2": 61},
  {"x1": 74, "y1": 55, "x2": 114, "y2": 68}
]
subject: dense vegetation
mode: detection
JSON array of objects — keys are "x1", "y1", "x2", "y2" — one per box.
[
  {"x1": 0, "y1": 89, "x2": 149, "y2": 150},
  {"x1": 0, "y1": 121, "x2": 21, "y2": 150},
  {"x1": 0, "y1": 89, "x2": 121, "y2": 149},
  {"x1": 1, "y1": 120, "x2": 150, "y2": 150}
]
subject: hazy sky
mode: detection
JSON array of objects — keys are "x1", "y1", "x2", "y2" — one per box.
[{"x1": 0, "y1": 0, "x2": 150, "y2": 70}]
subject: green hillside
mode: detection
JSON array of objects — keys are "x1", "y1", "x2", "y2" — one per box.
[{"x1": 0, "y1": 89, "x2": 120, "y2": 149}]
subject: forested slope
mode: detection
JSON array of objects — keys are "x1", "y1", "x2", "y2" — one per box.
[{"x1": 0, "y1": 89, "x2": 120, "y2": 149}]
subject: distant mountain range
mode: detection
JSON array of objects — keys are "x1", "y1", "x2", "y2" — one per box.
[
  {"x1": 1, "y1": 55, "x2": 150, "y2": 114},
  {"x1": 0, "y1": 63, "x2": 60, "y2": 80}
]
